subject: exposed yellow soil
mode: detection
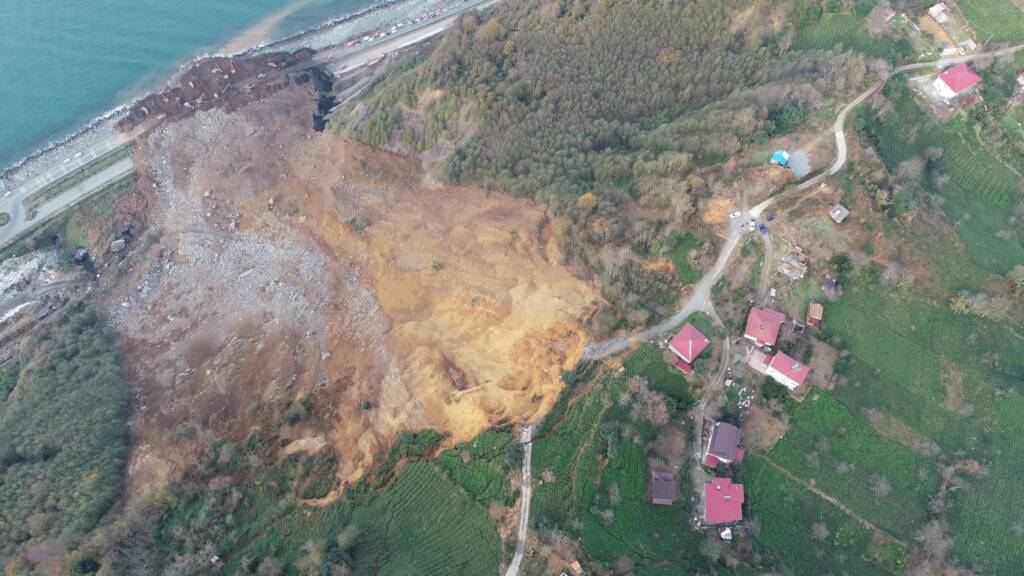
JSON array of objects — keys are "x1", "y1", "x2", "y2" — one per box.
[{"x1": 118, "y1": 85, "x2": 600, "y2": 495}]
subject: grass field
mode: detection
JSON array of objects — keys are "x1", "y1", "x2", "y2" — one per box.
[
  {"x1": 957, "y1": 0, "x2": 1024, "y2": 42},
  {"x1": 823, "y1": 271, "x2": 1024, "y2": 574},
  {"x1": 740, "y1": 458, "x2": 906, "y2": 575},
  {"x1": 793, "y1": 13, "x2": 912, "y2": 62},
  {"x1": 667, "y1": 232, "x2": 702, "y2": 284},
  {"x1": 859, "y1": 83, "x2": 1024, "y2": 276},
  {"x1": 621, "y1": 343, "x2": 696, "y2": 409}
]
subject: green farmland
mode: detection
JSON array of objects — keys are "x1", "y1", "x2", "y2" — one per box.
[
  {"x1": 859, "y1": 83, "x2": 1024, "y2": 277},
  {"x1": 957, "y1": 0, "x2": 1024, "y2": 42},
  {"x1": 824, "y1": 273, "x2": 1024, "y2": 574},
  {"x1": 793, "y1": 13, "x2": 911, "y2": 62},
  {"x1": 741, "y1": 458, "x2": 906, "y2": 575},
  {"x1": 531, "y1": 353, "x2": 740, "y2": 573}
]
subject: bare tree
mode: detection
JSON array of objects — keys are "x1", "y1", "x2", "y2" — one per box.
[
  {"x1": 870, "y1": 474, "x2": 893, "y2": 497},
  {"x1": 811, "y1": 522, "x2": 830, "y2": 541}
]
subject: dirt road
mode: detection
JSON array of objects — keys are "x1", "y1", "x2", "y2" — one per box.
[{"x1": 504, "y1": 425, "x2": 533, "y2": 576}]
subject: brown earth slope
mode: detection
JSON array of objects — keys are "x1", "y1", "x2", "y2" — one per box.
[{"x1": 114, "y1": 84, "x2": 599, "y2": 494}]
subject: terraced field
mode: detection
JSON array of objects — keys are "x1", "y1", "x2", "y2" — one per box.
[
  {"x1": 957, "y1": 0, "x2": 1024, "y2": 42},
  {"x1": 531, "y1": 354, "x2": 737, "y2": 573},
  {"x1": 859, "y1": 83, "x2": 1024, "y2": 276},
  {"x1": 793, "y1": 13, "x2": 912, "y2": 61},
  {"x1": 825, "y1": 276, "x2": 1024, "y2": 574},
  {"x1": 740, "y1": 458, "x2": 906, "y2": 575},
  {"x1": 352, "y1": 462, "x2": 502, "y2": 576}
]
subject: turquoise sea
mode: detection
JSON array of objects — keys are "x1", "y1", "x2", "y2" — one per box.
[{"x1": 0, "y1": 0, "x2": 386, "y2": 171}]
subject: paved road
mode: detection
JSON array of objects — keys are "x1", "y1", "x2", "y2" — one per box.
[
  {"x1": 585, "y1": 197, "x2": 773, "y2": 359},
  {"x1": 504, "y1": 425, "x2": 533, "y2": 576},
  {"x1": 0, "y1": 156, "x2": 134, "y2": 247}
]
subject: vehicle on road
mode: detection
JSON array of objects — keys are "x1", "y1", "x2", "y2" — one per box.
[
  {"x1": 758, "y1": 223, "x2": 768, "y2": 235},
  {"x1": 747, "y1": 219, "x2": 756, "y2": 232},
  {"x1": 729, "y1": 211, "x2": 742, "y2": 219}
]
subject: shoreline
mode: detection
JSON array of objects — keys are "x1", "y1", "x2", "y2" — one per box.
[{"x1": 0, "y1": 0, "x2": 438, "y2": 194}]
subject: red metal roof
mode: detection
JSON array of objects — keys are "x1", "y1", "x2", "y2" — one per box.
[
  {"x1": 734, "y1": 447, "x2": 745, "y2": 463},
  {"x1": 704, "y1": 477, "x2": 744, "y2": 524},
  {"x1": 672, "y1": 357, "x2": 694, "y2": 374},
  {"x1": 768, "y1": 351, "x2": 809, "y2": 387},
  {"x1": 669, "y1": 323, "x2": 709, "y2": 364},
  {"x1": 938, "y1": 63, "x2": 982, "y2": 95},
  {"x1": 704, "y1": 454, "x2": 720, "y2": 468},
  {"x1": 744, "y1": 307, "x2": 786, "y2": 346}
]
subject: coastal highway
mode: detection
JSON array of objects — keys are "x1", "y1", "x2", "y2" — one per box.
[
  {"x1": 0, "y1": 0, "x2": 498, "y2": 250},
  {"x1": 0, "y1": 156, "x2": 134, "y2": 247}
]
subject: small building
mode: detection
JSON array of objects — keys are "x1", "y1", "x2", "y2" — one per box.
[
  {"x1": 668, "y1": 323, "x2": 710, "y2": 374},
  {"x1": 829, "y1": 203, "x2": 850, "y2": 224},
  {"x1": 744, "y1": 307, "x2": 786, "y2": 348},
  {"x1": 881, "y1": 7, "x2": 897, "y2": 22},
  {"x1": 777, "y1": 254, "x2": 808, "y2": 281},
  {"x1": 770, "y1": 150, "x2": 790, "y2": 167},
  {"x1": 765, "y1": 350, "x2": 810, "y2": 390},
  {"x1": 704, "y1": 477, "x2": 745, "y2": 525},
  {"x1": 806, "y1": 302, "x2": 824, "y2": 326},
  {"x1": 1016, "y1": 72, "x2": 1024, "y2": 87},
  {"x1": 650, "y1": 470, "x2": 677, "y2": 505},
  {"x1": 568, "y1": 560, "x2": 584, "y2": 576},
  {"x1": 933, "y1": 63, "x2": 982, "y2": 102},
  {"x1": 705, "y1": 421, "x2": 744, "y2": 468},
  {"x1": 928, "y1": 2, "x2": 949, "y2": 24}
]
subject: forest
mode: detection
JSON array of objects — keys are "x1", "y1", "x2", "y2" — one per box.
[
  {"x1": 338, "y1": 0, "x2": 869, "y2": 332},
  {"x1": 0, "y1": 303, "x2": 130, "y2": 568}
]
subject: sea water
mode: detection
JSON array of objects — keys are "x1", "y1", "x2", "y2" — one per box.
[{"x1": 0, "y1": 0, "x2": 400, "y2": 173}]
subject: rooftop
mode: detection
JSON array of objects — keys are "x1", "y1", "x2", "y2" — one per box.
[
  {"x1": 669, "y1": 323, "x2": 709, "y2": 364},
  {"x1": 707, "y1": 421, "x2": 741, "y2": 462},
  {"x1": 768, "y1": 350, "x2": 809, "y2": 387},
  {"x1": 744, "y1": 307, "x2": 786, "y2": 347},
  {"x1": 938, "y1": 63, "x2": 982, "y2": 95},
  {"x1": 705, "y1": 477, "x2": 744, "y2": 524}
]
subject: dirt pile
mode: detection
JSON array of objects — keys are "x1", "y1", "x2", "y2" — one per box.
[{"x1": 115, "y1": 84, "x2": 599, "y2": 493}]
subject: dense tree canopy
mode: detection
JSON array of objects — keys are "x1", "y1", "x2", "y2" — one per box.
[{"x1": 0, "y1": 303, "x2": 130, "y2": 564}]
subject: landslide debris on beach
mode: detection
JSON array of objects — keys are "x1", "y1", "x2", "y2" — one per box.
[
  {"x1": 116, "y1": 83, "x2": 598, "y2": 493},
  {"x1": 116, "y1": 49, "x2": 324, "y2": 134}
]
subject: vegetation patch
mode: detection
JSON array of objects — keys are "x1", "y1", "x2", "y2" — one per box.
[
  {"x1": 957, "y1": 0, "x2": 1024, "y2": 42},
  {"x1": 666, "y1": 233, "x2": 702, "y2": 284},
  {"x1": 0, "y1": 303, "x2": 129, "y2": 561},
  {"x1": 793, "y1": 13, "x2": 912, "y2": 62},
  {"x1": 763, "y1": 392, "x2": 940, "y2": 536},
  {"x1": 0, "y1": 212, "x2": 10, "y2": 227},
  {"x1": 438, "y1": 429, "x2": 512, "y2": 505},
  {"x1": 740, "y1": 458, "x2": 907, "y2": 575}
]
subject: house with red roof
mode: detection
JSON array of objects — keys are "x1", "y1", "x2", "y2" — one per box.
[
  {"x1": 668, "y1": 323, "x2": 709, "y2": 373},
  {"x1": 743, "y1": 307, "x2": 786, "y2": 348},
  {"x1": 765, "y1": 350, "x2": 810, "y2": 390},
  {"x1": 933, "y1": 63, "x2": 982, "y2": 102},
  {"x1": 704, "y1": 477, "x2": 744, "y2": 525}
]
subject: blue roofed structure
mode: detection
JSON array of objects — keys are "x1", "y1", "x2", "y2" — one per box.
[{"x1": 770, "y1": 150, "x2": 790, "y2": 166}]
